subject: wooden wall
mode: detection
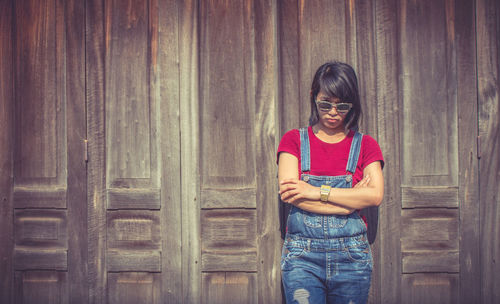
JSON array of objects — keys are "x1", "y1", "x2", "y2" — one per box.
[
  {"x1": 477, "y1": 0, "x2": 500, "y2": 302},
  {"x1": 0, "y1": 0, "x2": 499, "y2": 303}
]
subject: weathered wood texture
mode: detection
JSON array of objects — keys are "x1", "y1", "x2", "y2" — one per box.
[
  {"x1": 66, "y1": 0, "x2": 88, "y2": 301},
  {"x1": 178, "y1": 0, "x2": 200, "y2": 302},
  {"x1": 202, "y1": 272, "x2": 257, "y2": 304},
  {"x1": 374, "y1": 0, "x2": 401, "y2": 303},
  {"x1": 0, "y1": 0, "x2": 13, "y2": 303},
  {"x1": 86, "y1": 0, "x2": 107, "y2": 301},
  {"x1": 198, "y1": 0, "x2": 280, "y2": 302},
  {"x1": 477, "y1": 0, "x2": 500, "y2": 302},
  {"x1": 254, "y1": 0, "x2": 281, "y2": 302},
  {"x1": 456, "y1": 0, "x2": 480, "y2": 302},
  {"x1": 9, "y1": 0, "x2": 85, "y2": 303},
  {"x1": 398, "y1": 0, "x2": 469, "y2": 301},
  {"x1": 87, "y1": 0, "x2": 180, "y2": 302},
  {"x1": 158, "y1": 0, "x2": 183, "y2": 302}
]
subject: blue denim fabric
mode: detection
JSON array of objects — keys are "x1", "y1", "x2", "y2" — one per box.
[{"x1": 281, "y1": 128, "x2": 372, "y2": 304}]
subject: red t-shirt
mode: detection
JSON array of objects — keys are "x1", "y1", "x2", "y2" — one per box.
[{"x1": 277, "y1": 126, "x2": 384, "y2": 186}]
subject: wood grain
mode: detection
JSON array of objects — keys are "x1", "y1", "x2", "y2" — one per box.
[
  {"x1": 107, "y1": 188, "x2": 161, "y2": 210},
  {"x1": 402, "y1": 274, "x2": 458, "y2": 304},
  {"x1": 202, "y1": 272, "x2": 257, "y2": 304},
  {"x1": 375, "y1": 0, "x2": 401, "y2": 302},
  {"x1": 0, "y1": 0, "x2": 13, "y2": 301},
  {"x1": 477, "y1": 0, "x2": 500, "y2": 302},
  {"x1": 456, "y1": 0, "x2": 480, "y2": 302},
  {"x1": 108, "y1": 272, "x2": 161, "y2": 304},
  {"x1": 402, "y1": 186, "x2": 458, "y2": 208},
  {"x1": 158, "y1": 0, "x2": 183, "y2": 301},
  {"x1": 254, "y1": 0, "x2": 281, "y2": 302},
  {"x1": 86, "y1": 0, "x2": 107, "y2": 301},
  {"x1": 14, "y1": 271, "x2": 68, "y2": 304},
  {"x1": 178, "y1": 0, "x2": 201, "y2": 301}
]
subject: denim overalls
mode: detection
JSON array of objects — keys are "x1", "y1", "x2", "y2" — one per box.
[{"x1": 281, "y1": 128, "x2": 373, "y2": 304}]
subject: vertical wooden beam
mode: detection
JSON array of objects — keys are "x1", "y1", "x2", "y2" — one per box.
[
  {"x1": 158, "y1": 0, "x2": 182, "y2": 301},
  {"x1": 0, "y1": 0, "x2": 13, "y2": 303},
  {"x1": 86, "y1": 0, "x2": 106, "y2": 302},
  {"x1": 66, "y1": 0, "x2": 88, "y2": 302},
  {"x1": 254, "y1": 0, "x2": 281, "y2": 302},
  {"x1": 456, "y1": 0, "x2": 480, "y2": 303},
  {"x1": 477, "y1": 0, "x2": 500, "y2": 302},
  {"x1": 354, "y1": 1, "x2": 380, "y2": 302},
  {"x1": 278, "y1": 0, "x2": 300, "y2": 137},
  {"x1": 179, "y1": 0, "x2": 200, "y2": 302},
  {"x1": 374, "y1": 0, "x2": 401, "y2": 303}
]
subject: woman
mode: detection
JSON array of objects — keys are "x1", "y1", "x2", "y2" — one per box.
[{"x1": 278, "y1": 61, "x2": 384, "y2": 304}]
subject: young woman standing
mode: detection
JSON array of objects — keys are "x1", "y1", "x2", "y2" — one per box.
[{"x1": 278, "y1": 61, "x2": 384, "y2": 304}]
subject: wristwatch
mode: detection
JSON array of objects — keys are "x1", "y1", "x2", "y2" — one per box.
[{"x1": 320, "y1": 185, "x2": 331, "y2": 202}]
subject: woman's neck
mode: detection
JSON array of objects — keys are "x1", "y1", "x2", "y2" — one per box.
[{"x1": 312, "y1": 124, "x2": 348, "y2": 144}]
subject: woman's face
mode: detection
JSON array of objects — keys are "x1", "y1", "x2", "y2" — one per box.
[{"x1": 315, "y1": 91, "x2": 350, "y2": 131}]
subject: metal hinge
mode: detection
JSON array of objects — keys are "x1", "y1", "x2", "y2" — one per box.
[
  {"x1": 84, "y1": 139, "x2": 89, "y2": 162},
  {"x1": 477, "y1": 136, "x2": 481, "y2": 159}
]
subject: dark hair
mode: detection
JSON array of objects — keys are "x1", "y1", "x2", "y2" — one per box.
[{"x1": 309, "y1": 61, "x2": 361, "y2": 130}]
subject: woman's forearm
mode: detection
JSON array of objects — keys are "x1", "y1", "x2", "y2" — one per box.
[
  {"x1": 290, "y1": 199, "x2": 355, "y2": 215},
  {"x1": 327, "y1": 186, "x2": 383, "y2": 209}
]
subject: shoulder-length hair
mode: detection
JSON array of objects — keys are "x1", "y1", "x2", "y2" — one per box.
[{"x1": 309, "y1": 61, "x2": 362, "y2": 131}]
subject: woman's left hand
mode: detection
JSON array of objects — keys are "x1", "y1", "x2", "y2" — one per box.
[{"x1": 279, "y1": 179, "x2": 320, "y2": 204}]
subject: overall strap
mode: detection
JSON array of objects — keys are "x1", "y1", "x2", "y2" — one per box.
[
  {"x1": 299, "y1": 128, "x2": 310, "y2": 172},
  {"x1": 346, "y1": 131, "x2": 363, "y2": 174}
]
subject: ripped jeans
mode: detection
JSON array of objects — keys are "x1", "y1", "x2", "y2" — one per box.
[{"x1": 281, "y1": 233, "x2": 372, "y2": 304}]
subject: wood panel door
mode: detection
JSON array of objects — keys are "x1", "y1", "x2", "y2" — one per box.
[
  {"x1": 86, "y1": 0, "x2": 182, "y2": 302},
  {"x1": 2, "y1": 0, "x2": 87, "y2": 302}
]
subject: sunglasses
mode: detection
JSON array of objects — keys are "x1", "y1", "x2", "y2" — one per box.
[{"x1": 316, "y1": 100, "x2": 353, "y2": 115}]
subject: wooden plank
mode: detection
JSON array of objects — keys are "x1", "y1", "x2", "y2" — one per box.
[
  {"x1": 14, "y1": 271, "x2": 68, "y2": 304},
  {"x1": 278, "y1": 0, "x2": 301, "y2": 135},
  {"x1": 402, "y1": 251, "x2": 459, "y2": 273},
  {"x1": 374, "y1": 0, "x2": 401, "y2": 302},
  {"x1": 456, "y1": 0, "x2": 480, "y2": 302},
  {"x1": 201, "y1": 209, "x2": 256, "y2": 248},
  {"x1": 202, "y1": 251, "x2": 258, "y2": 272},
  {"x1": 14, "y1": 0, "x2": 59, "y2": 181},
  {"x1": 14, "y1": 249, "x2": 67, "y2": 270},
  {"x1": 107, "y1": 188, "x2": 161, "y2": 210},
  {"x1": 13, "y1": 186, "x2": 67, "y2": 208},
  {"x1": 107, "y1": 210, "x2": 160, "y2": 250},
  {"x1": 14, "y1": 209, "x2": 68, "y2": 248},
  {"x1": 477, "y1": 0, "x2": 500, "y2": 302},
  {"x1": 402, "y1": 187, "x2": 458, "y2": 208},
  {"x1": 202, "y1": 272, "x2": 257, "y2": 304},
  {"x1": 107, "y1": 250, "x2": 161, "y2": 272},
  {"x1": 400, "y1": 0, "x2": 458, "y2": 188},
  {"x1": 108, "y1": 272, "x2": 161, "y2": 304},
  {"x1": 64, "y1": 0, "x2": 88, "y2": 301},
  {"x1": 401, "y1": 209, "x2": 458, "y2": 251},
  {"x1": 353, "y1": 1, "x2": 380, "y2": 300},
  {"x1": 402, "y1": 273, "x2": 458, "y2": 304},
  {"x1": 86, "y1": 0, "x2": 107, "y2": 301},
  {"x1": 158, "y1": 0, "x2": 182, "y2": 301},
  {"x1": 105, "y1": 0, "x2": 158, "y2": 186},
  {"x1": 201, "y1": 189, "x2": 256, "y2": 209},
  {"x1": 178, "y1": 0, "x2": 200, "y2": 302},
  {"x1": 0, "y1": 0, "x2": 13, "y2": 301},
  {"x1": 254, "y1": 0, "x2": 281, "y2": 302},
  {"x1": 201, "y1": 209, "x2": 257, "y2": 271},
  {"x1": 199, "y1": 0, "x2": 256, "y2": 190}
]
